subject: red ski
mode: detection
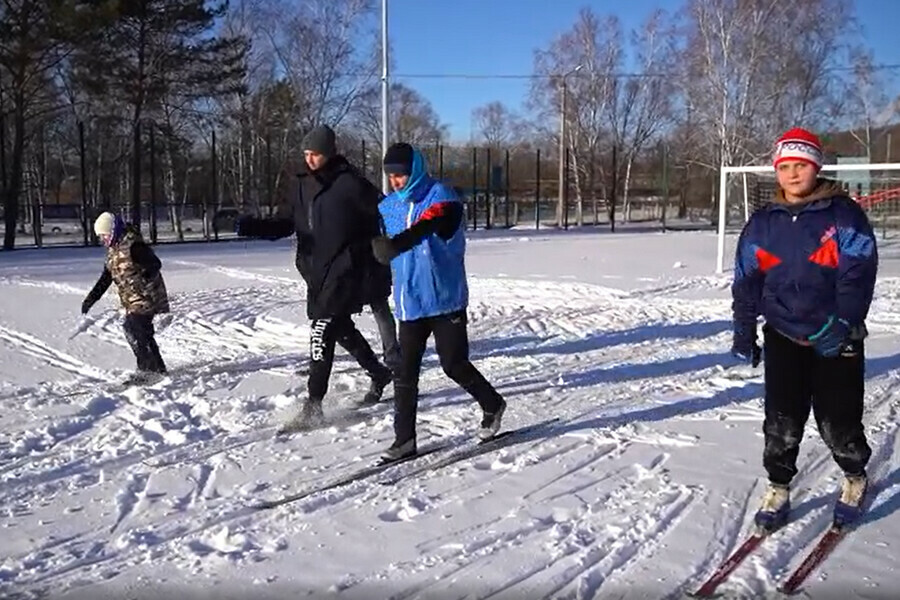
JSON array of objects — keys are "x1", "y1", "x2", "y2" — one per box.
[
  {"x1": 690, "y1": 530, "x2": 768, "y2": 597},
  {"x1": 778, "y1": 525, "x2": 846, "y2": 594}
]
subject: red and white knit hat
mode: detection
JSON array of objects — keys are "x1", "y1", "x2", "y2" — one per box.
[{"x1": 773, "y1": 127, "x2": 824, "y2": 170}]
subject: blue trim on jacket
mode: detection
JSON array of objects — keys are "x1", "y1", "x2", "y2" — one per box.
[{"x1": 731, "y1": 187, "x2": 877, "y2": 347}]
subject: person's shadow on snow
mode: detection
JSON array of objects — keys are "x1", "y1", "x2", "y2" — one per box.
[{"x1": 472, "y1": 319, "x2": 732, "y2": 360}]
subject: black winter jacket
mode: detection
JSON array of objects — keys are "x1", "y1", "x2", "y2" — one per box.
[{"x1": 237, "y1": 155, "x2": 388, "y2": 319}]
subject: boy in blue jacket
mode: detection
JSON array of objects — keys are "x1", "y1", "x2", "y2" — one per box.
[
  {"x1": 371, "y1": 143, "x2": 507, "y2": 462},
  {"x1": 731, "y1": 128, "x2": 877, "y2": 530}
]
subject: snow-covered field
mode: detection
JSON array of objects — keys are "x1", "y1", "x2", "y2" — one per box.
[{"x1": 1, "y1": 228, "x2": 899, "y2": 599}]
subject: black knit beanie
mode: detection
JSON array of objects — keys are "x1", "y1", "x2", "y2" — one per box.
[
  {"x1": 383, "y1": 143, "x2": 414, "y2": 175},
  {"x1": 302, "y1": 125, "x2": 337, "y2": 157}
]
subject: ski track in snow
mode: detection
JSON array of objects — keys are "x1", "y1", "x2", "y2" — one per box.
[{"x1": 1, "y1": 249, "x2": 900, "y2": 598}]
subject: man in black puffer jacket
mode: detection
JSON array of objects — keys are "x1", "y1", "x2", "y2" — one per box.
[{"x1": 237, "y1": 125, "x2": 393, "y2": 432}]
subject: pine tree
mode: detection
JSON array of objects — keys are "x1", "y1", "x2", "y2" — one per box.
[
  {"x1": 73, "y1": 0, "x2": 246, "y2": 226},
  {"x1": 0, "y1": 1, "x2": 107, "y2": 250}
]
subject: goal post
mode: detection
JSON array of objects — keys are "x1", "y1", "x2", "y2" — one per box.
[{"x1": 715, "y1": 162, "x2": 900, "y2": 274}]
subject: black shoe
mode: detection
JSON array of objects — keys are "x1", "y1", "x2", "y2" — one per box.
[
  {"x1": 121, "y1": 370, "x2": 166, "y2": 387},
  {"x1": 360, "y1": 367, "x2": 393, "y2": 406},
  {"x1": 278, "y1": 398, "x2": 325, "y2": 434},
  {"x1": 380, "y1": 437, "x2": 417, "y2": 462},
  {"x1": 478, "y1": 400, "x2": 507, "y2": 440}
]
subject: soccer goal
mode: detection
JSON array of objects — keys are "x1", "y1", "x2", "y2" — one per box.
[{"x1": 715, "y1": 162, "x2": 900, "y2": 274}]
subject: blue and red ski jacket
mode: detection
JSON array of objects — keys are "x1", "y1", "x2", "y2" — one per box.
[{"x1": 732, "y1": 179, "x2": 878, "y2": 346}]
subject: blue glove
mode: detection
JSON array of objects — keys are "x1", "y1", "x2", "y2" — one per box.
[{"x1": 808, "y1": 316, "x2": 850, "y2": 358}]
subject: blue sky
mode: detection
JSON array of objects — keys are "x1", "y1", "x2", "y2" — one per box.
[{"x1": 386, "y1": 0, "x2": 900, "y2": 142}]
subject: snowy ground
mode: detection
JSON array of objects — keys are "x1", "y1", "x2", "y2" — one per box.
[{"x1": 1, "y1": 228, "x2": 899, "y2": 599}]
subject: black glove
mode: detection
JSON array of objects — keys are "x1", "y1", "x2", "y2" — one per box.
[
  {"x1": 371, "y1": 236, "x2": 399, "y2": 265},
  {"x1": 808, "y1": 315, "x2": 851, "y2": 358},
  {"x1": 81, "y1": 298, "x2": 93, "y2": 315},
  {"x1": 731, "y1": 339, "x2": 762, "y2": 368}
]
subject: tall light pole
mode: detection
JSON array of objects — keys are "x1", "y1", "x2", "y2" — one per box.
[
  {"x1": 557, "y1": 64, "x2": 582, "y2": 227},
  {"x1": 381, "y1": 0, "x2": 390, "y2": 194}
]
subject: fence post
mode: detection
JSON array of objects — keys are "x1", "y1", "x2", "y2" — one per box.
[
  {"x1": 149, "y1": 124, "x2": 158, "y2": 244},
  {"x1": 79, "y1": 121, "x2": 89, "y2": 246},
  {"x1": 266, "y1": 130, "x2": 273, "y2": 216},
  {"x1": 505, "y1": 148, "x2": 510, "y2": 228},
  {"x1": 485, "y1": 147, "x2": 492, "y2": 229},
  {"x1": 535, "y1": 148, "x2": 541, "y2": 230},
  {"x1": 0, "y1": 78, "x2": 6, "y2": 193},
  {"x1": 661, "y1": 143, "x2": 669, "y2": 231},
  {"x1": 471, "y1": 146, "x2": 478, "y2": 230},
  {"x1": 563, "y1": 147, "x2": 570, "y2": 230},
  {"x1": 210, "y1": 129, "x2": 217, "y2": 241}
]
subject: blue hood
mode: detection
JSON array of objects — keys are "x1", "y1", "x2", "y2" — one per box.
[{"x1": 396, "y1": 149, "x2": 430, "y2": 202}]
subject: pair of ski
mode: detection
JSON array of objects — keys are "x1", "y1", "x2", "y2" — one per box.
[
  {"x1": 249, "y1": 417, "x2": 560, "y2": 510},
  {"x1": 691, "y1": 521, "x2": 848, "y2": 597}
]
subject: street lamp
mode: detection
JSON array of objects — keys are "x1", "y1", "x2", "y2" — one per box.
[
  {"x1": 558, "y1": 64, "x2": 582, "y2": 227},
  {"x1": 381, "y1": 0, "x2": 390, "y2": 194}
]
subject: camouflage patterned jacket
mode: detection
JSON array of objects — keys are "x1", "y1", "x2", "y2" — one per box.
[{"x1": 84, "y1": 226, "x2": 170, "y2": 315}]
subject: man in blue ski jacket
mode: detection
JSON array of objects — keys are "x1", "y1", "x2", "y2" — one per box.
[{"x1": 372, "y1": 142, "x2": 507, "y2": 462}]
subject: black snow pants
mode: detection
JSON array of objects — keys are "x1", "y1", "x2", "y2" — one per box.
[
  {"x1": 308, "y1": 315, "x2": 388, "y2": 400},
  {"x1": 123, "y1": 313, "x2": 167, "y2": 373},
  {"x1": 762, "y1": 325, "x2": 871, "y2": 485},
  {"x1": 392, "y1": 310, "x2": 504, "y2": 445}
]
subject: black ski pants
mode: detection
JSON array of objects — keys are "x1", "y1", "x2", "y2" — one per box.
[
  {"x1": 123, "y1": 313, "x2": 167, "y2": 374},
  {"x1": 370, "y1": 296, "x2": 401, "y2": 372},
  {"x1": 762, "y1": 325, "x2": 871, "y2": 485},
  {"x1": 308, "y1": 315, "x2": 387, "y2": 400},
  {"x1": 393, "y1": 309, "x2": 504, "y2": 444}
]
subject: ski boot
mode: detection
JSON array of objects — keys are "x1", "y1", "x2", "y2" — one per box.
[
  {"x1": 754, "y1": 482, "x2": 790, "y2": 532},
  {"x1": 277, "y1": 398, "x2": 325, "y2": 435},
  {"x1": 380, "y1": 437, "x2": 417, "y2": 463},
  {"x1": 834, "y1": 473, "x2": 867, "y2": 527},
  {"x1": 120, "y1": 370, "x2": 166, "y2": 387},
  {"x1": 359, "y1": 367, "x2": 393, "y2": 406},
  {"x1": 477, "y1": 399, "x2": 507, "y2": 440}
]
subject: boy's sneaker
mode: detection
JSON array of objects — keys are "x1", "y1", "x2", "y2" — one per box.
[
  {"x1": 834, "y1": 473, "x2": 867, "y2": 526},
  {"x1": 380, "y1": 437, "x2": 416, "y2": 463},
  {"x1": 754, "y1": 482, "x2": 790, "y2": 532},
  {"x1": 120, "y1": 370, "x2": 165, "y2": 387},
  {"x1": 477, "y1": 400, "x2": 507, "y2": 440},
  {"x1": 360, "y1": 367, "x2": 393, "y2": 406},
  {"x1": 277, "y1": 398, "x2": 325, "y2": 435}
]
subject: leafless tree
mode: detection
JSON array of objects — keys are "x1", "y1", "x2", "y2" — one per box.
[
  {"x1": 471, "y1": 101, "x2": 527, "y2": 149},
  {"x1": 531, "y1": 9, "x2": 621, "y2": 227},
  {"x1": 353, "y1": 82, "x2": 447, "y2": 154},
  {"x1": 259, "y1": 0, "x2": 377, "y2": 131},
  {"x1": 677, "y1": 0, "x2": 856, "y2": 215},
  {"x1": 845, "y1": 49, "x2": 898, "y2": 160},
  {"x1": 617, "y1": 10, "x2": 677, "y2": 223}
]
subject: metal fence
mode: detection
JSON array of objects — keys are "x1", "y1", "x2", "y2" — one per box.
[{"x1": 1, "y1": 124, "x2": 705, "y2": 249}]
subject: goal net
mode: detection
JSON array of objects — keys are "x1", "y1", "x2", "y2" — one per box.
[{"x1": 715, "y1": 162, "x2": 900, "y2": 273}]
